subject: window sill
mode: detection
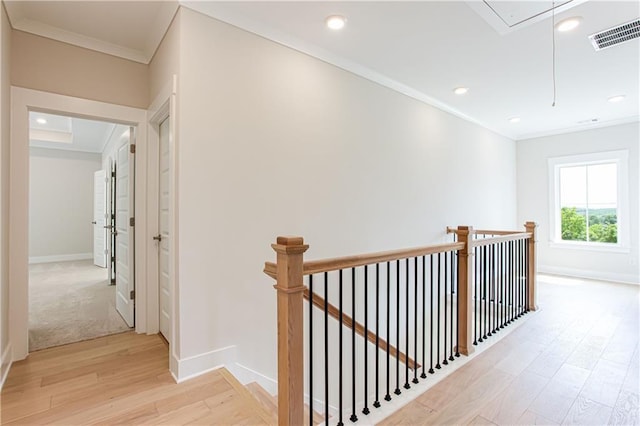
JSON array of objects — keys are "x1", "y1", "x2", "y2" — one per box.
[{"x1": 549, "y1": 241, "x2": 630, "y2": 253}]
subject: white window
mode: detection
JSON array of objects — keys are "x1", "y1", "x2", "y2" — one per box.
[{"x1": 549, "y1": 150, "x2": 629, "y2": 251}]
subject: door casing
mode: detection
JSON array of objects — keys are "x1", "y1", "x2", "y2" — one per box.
[{"x1": 10, "y1": 87, "x2": 151, "y2": 360}]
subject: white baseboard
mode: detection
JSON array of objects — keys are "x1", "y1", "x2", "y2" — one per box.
[
  {"x1": 173, "y1": 345, "x2": 237, "y2": 383},
  {"x1": 226, "y1": 362, "x2": 278, "y2": 396},
  {"x1": 539, "y1": 265, "x2": 639, "y2": 285},
  {"x1": 29, "y1": 253, "x2": 93, "y2": 264},
  {"x1": 1, "y1": 343, "x2": 12, "y2": 390}
]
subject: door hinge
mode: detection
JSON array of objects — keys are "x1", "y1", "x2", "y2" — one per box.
[
  {"x1": 130, "y1": 144, "x2": 136, "y2": 154},
  {"x1": 130, "y1": 217, "x2": 135, "y2": 227},
  {"x1": 130, "y1": 290, "x2": 135, "y2": 300},
  {"x1": 111, "y1": 171, "x2": 116, "y2": 178}
]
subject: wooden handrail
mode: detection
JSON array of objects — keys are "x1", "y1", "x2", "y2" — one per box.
[
  {"x1": 265, "y1": 242, "x2": 464, "y2": 279},
  {"x1": 469, "y1": 232, "x2": 531, "y2": 248},
  {"x1": 303, "y1": 288, "x2": 420, "y2": 371},
  {"x1": 446, "y1": 226, "x2": 523, "y2": 236}
]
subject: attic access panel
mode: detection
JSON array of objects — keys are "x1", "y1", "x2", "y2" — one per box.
[
  {"x1": 468, "y1": 0, "x2": 588, "y2": 35},
  {"x1": 484, "y1": 0, "x2": 572, "y2": 27}
]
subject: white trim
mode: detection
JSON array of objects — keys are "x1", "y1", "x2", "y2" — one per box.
[
  {"x1": 516, "y1": 116, "x2": 640, "y2": 141},
  {"x1": 179, "y1": 1, "x2": 512, "y2": 141},
  {"x1": 548, "y1": 150, "x2": 630, "y2": 249},
  {"x1": 28, "y1": 253, "x2": 93, "y2": 264},
  {"x1": 13, "y1": 18, "x2": 149, "y2": 64},
  {"x1": 539, "y1": 265, "x2": 639, "y2": 285},
  {"x1": 0, "y1": 343, "x2": 12, "y2": 390},
  {"x1": 226, "y1": 362, "x2": 278, "y2": 396},
  {"x1": 10, "y1": 87, "x2": 148, "y2": 361},
  {"x1": 548, "y1": 241, "x2": 630, "y2": 254},
  {"x1": 174, "y1": 345, "x2": 237, "y2": 383},
  {"x1": 147, "y1": 75, "x2": 179, "y2": 380},
  {"x1": 6, "y1": 3, "x2": 178, "y2": 64}
]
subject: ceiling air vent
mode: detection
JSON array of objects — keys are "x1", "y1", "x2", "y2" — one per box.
[{"x1": 589, "y1": 19, "x2": 640, "y2": 51}]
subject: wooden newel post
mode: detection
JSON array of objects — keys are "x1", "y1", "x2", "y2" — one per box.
[
  {"x1": 271, "y1": 236, "x2": 309, "y2": 426},
  {"x1": 524, "y1": 222, "x2": 538, "y2": 311},
  {"x1": 456, "y1": 226, "x2": 475, "y2": 356}
]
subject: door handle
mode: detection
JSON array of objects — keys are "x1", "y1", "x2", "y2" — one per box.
[
  {"x1": 153, "y1": 234, "x2": 162, "y2": 242},
  {"x1": 92, "y1": 221, "x2": 97, "y2": 225}
]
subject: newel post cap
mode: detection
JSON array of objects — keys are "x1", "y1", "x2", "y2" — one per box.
[{"x1": 271, "y1": 236, "x2": 309, "y2": 255}]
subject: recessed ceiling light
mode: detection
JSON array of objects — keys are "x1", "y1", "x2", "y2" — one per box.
[
  {"x1": 556, "y1": 17, "x2": 582, "y2": 32},
  {"x1": 608, "y1": 95, "x2": 626, "y2": 103},
  {"x1": 453, "y1": 87, "x2": 468, "y2": 95},
  {"x1": 509, "y1": 117, "x2": 521, "y2": 123},
  {"x1": 326, "y1": 15, "x2": 346, "y2": 30},
  {"x1": 36, "y1": 118, "x2": 47, "y2": 125}
]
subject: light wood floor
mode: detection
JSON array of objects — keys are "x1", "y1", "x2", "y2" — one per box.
[
  {"x1": 380, "y1": 275, "x2": 640, "y2": 425},
  {"x1": 0, "y1": 332, "x2": 275, "y2": 425},
  {"x1": 1, "y1": 275, "x2": 638, "y2": 425}
]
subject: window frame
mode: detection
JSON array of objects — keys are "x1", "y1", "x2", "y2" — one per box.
[{"x1": 548, "y1": 150, "x2": 629, "y2": 252}]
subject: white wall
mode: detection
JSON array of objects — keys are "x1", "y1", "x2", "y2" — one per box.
[
  {"x1": 173, "y1": 8, "x2": 518, "y2": 381},
  {"x1": 29, "y1": 147, "x2": 102, "y2": 262},
  {"x1": 0, "y1": 3, "x2": 12, "y2": 387},
  {"x1": 517, "y1": 123, "x2": 640, "y2": 284}
]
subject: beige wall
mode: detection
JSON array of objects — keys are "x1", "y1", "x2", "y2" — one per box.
[
  {"x1": 517, "y1": 123, "x2": 640, "y2": 284},
  {"x1": 29, "y1": 148, "x2": 102, "y2": 260},
  {"x1": 0, "y1": 3, "x2": 11, "y2": 383},
  {"x1": 174, "y1": 7, "x2": 517, "y2": 380},
  {"x1": 11, "y1": 30, "x2": 148, "y2": 109}
]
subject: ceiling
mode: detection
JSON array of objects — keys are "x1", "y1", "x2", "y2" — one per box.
[
  {"x1": 29, "y1": 111, "x2": 128, "y2": 154},
  {"x1": 5, "y1": 1, "x2": 639, "y2": 140}
]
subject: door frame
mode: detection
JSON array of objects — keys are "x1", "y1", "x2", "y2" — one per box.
[
  {"x1": 147, "y1": 76, "x2": 180, "y2": 374},
  {"x1": 10, "y1": 87, "x2": 150, "y2": 360}
]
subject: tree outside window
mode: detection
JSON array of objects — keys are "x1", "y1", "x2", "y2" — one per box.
[{"x1": 559, "y1": 163, "x2": 617, "y2": 243}]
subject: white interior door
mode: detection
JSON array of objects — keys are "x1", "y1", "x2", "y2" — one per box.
[
  {"x1": 93, "y1": 170, "x2": 107, "y2": 268},
  {"x1": 115, "y1": 127, "x2": 135, "y2": 327},
  {"x1": 158, "y1": 117, "x2": 171, "y2": 342}
]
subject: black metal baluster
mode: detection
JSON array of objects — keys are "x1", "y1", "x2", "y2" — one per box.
[
  {"x1": 449, "y1": 251, "x2": 455, "y2": 361},
  {"x1": 374, "y1": 264, "x2": 381, "y2": 409},
  {"x1": 350, "y1": 268, "x2": 358, "y2": 423},
  {"x1": 507, "y1": 241, "x2": 515, "y2": 324},
  {"x1": 525, "y1": 239, "x2": 530, "y2": 312},
  {"x1": 338, "y1": 270, "x2": 344, "y2": 426},
  {"x1": 443, "y1": 252, "x2": 448, "y2": 366},
  {"x1": 429, "y1": 255, "x2": 434, "y2": 374},
  {"x1": 455, "y1": 250, "x2": 460, "y2": 357},
  {"x1": 488, "y1": 244, "x2": 494, "y2": 335},
  {"x1": 493, "y1": 243, "x2": 498, "y2": 333},
  {"x1": 483, "y1": 245, "x2": 488, "y2": 340},
  {"x1": 324, "y1": 272, "x2": 329, "y2": 425},
  {"x1": 520, "y1": 239, "x2": 525, "y2": 316},
  {"x1": 363, "y1": 265, "x2": 370, "y2": 416},
  {"x1": 422, "y1": 256, "x2": 427, "y2": 377},
  {"x1": 309, "y1": 275, "x2": 313, "y2": 426},
  {"x1": 436, "y1": 253, "x2": 441, "y2": 369},
  {"x1": 404, "y1": 259, "x2": 410, "y2": 390},
  {"x1": 385, "y1": 262, "x2": 391, "y2": 402},
  {"x1": 498, "y1": 241, "x2": 505, "y2": 328},
  {"x1": 395, "y1": 260, "x2": 401, "y2": 395},
  {"x1": 413, "y1": 257, "x2": 419, "y2": 384},
  {"x1": 478, "y1": 246, "x2": 484, "y2": 343},
  {"x1": 474, "y1": 246, "x2": 478, "y2": 345}
]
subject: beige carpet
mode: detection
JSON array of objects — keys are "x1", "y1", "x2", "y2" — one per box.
[{"x1": 29, "y1": 260, "x2": 131, "y2": 352}]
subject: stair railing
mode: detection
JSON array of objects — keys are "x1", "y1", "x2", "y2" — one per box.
[{"x1": 264, "y1": 222, "x2": 537, "y2": 426}]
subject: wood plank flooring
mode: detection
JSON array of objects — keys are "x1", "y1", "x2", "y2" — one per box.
[
  {"x1": 0, "y1": 332, "x2": 274, "y2": 425},
  {"x1": 380, "y1": 275, "x2": 640, "y2": 425},
  {"x1": 1, "y1": 274, "x2": 638, "y2": 425}
]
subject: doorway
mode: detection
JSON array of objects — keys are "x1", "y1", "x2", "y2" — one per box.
[
  {"x1": 27, "y1": 111, "x2": 135, "y2": 351},
  {"x1": 10, "y1": 87, "x2": 170, "y2": 373}
]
